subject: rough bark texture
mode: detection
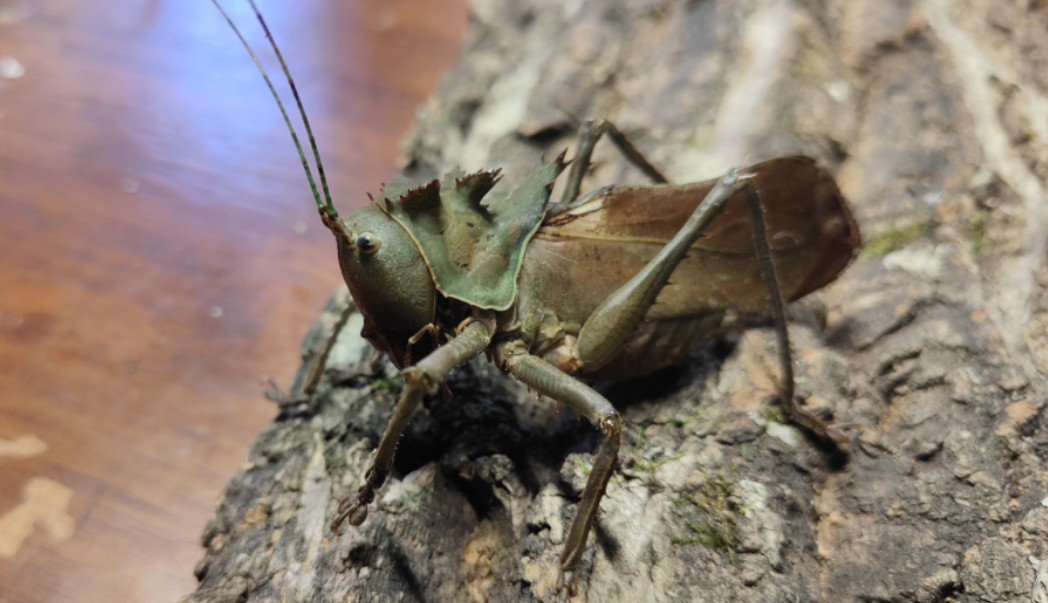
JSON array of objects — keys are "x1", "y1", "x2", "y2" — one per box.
[{"x1": 186, "y1": 0, "x2": 1048, "y2": 601}]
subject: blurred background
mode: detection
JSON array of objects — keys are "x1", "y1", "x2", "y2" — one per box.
[{"x1": 0, "y1": 0, "x2": 465, "y2": 600}]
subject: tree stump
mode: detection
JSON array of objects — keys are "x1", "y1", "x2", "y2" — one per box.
[{"x1": 185, "y1": 0, "x2": 1048, "y2": 601}]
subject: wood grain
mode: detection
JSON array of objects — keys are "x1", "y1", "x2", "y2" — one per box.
[{"x1": 0, "y1": 1, "x2": 465, "y2": 601}]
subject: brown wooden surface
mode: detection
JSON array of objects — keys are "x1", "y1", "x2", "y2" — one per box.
[{"x1": 0, "y1": 1, "x2": 465, "y2": 601}]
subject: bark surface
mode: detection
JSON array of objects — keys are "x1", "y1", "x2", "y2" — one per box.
[{"x1": 187, "y1": 0, "x2": 1048, "y2": 601}]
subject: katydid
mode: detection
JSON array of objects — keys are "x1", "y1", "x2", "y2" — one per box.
[{"x1": 213, "y1": 1, "x2": 861, "y2": 597}]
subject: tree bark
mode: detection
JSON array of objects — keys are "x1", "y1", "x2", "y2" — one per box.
[{"x1": 186, "y1": 0, "x2": 1048, "y2": 601}]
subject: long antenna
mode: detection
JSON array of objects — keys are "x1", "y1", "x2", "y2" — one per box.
[{"x1": 210, "y1": 0, "x2": 337, "y2": 219}]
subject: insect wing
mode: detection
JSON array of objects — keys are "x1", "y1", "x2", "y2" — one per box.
[{"x1": 533, "y1": 156, "x2": 860, "y2": 319}]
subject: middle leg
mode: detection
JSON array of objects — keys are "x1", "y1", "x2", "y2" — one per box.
[
  {"x1": 560, "y1": 118, "x2": 670, "y2": 206},
  {"x1": 495, "y1": 340, "x2": 621, "y2": 599}
]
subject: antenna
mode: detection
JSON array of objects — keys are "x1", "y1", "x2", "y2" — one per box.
[{"x1": 210, "y1": 0, "x2": 337, "y2": 219}]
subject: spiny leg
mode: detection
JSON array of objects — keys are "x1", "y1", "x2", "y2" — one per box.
[
  {"x1": 560, "y1": 118, "x2": 670, "y2": 206},
  {"x1": 495, "y1": 342, "x2": 621, "y2": 600},
  {"x1": 561, "y1": 124, "x2": 821, "y2": 432},
  {"x1": 266, "y1": 299, "x2": 356, "y2": 408},
  {"x1": 561, "y1": 122, "x2": 749, "y2": 373},
  {"x1": 331, "y1": 318, "x2": 494, "y2": 531},
  {"x1": 575, "y1": 169, "x2": 751, "y2": 371},
  {"x1": 574, "y1": 167, "x2": 844, "y2": 444},
  {"x1": 742, "y1": 183, "x2": 847, "y2": 446}
]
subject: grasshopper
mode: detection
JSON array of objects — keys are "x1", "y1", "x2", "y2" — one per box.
[{"x1": 214, "y1": 0, "x2": 861, "y2": 597}]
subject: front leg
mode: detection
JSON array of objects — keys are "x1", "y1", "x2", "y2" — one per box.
[
  {"x1": 331, "y1": 317, "x2": 494, "y2": 531},
  {"x1": 495, "y1": 341, "x2": 622, "y2": 600}
]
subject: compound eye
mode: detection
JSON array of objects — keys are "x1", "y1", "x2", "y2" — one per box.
[{"x1": 356, "y1": 232, "x2": 380, "y2": 255}]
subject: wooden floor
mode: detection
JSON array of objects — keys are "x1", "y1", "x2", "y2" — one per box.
[{"x1": 0, "y1": 1, "x2": 465, "y2": 601}]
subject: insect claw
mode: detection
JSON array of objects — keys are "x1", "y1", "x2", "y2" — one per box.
[
  {"x1": 336, "y1": 496, "x2": 352, "y2": 514},
  {"x1": 330, "y1": 509, "x2": 349, "y2": 535},
  {"x1": 263, "y1": 378, "x2": 304, "y2": 409},
  {"x1": 349, "y1": 505, "x2": 369, "y2": 526},
  {"x1": 555, "y1": 570, "x2": 577, "y2": 601},
  {"x1": 331, "y1": 497, "x2": 370, "y2": 534},
  {"x1": 821, "y1": 423, "x2": 853, "y2": 448}
]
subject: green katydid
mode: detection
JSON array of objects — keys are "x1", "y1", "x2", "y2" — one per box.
[{"x1": 213, "y1": 0, "x2": 861, "y2": 597}]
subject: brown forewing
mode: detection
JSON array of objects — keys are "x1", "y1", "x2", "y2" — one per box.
[{"x1": 532, "y1": 156, "x2": 860, "y2": 319}]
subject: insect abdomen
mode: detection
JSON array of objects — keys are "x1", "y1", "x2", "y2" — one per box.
[{"x1": 583, "y1": 312, "x2": 738, "y2": 379}]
